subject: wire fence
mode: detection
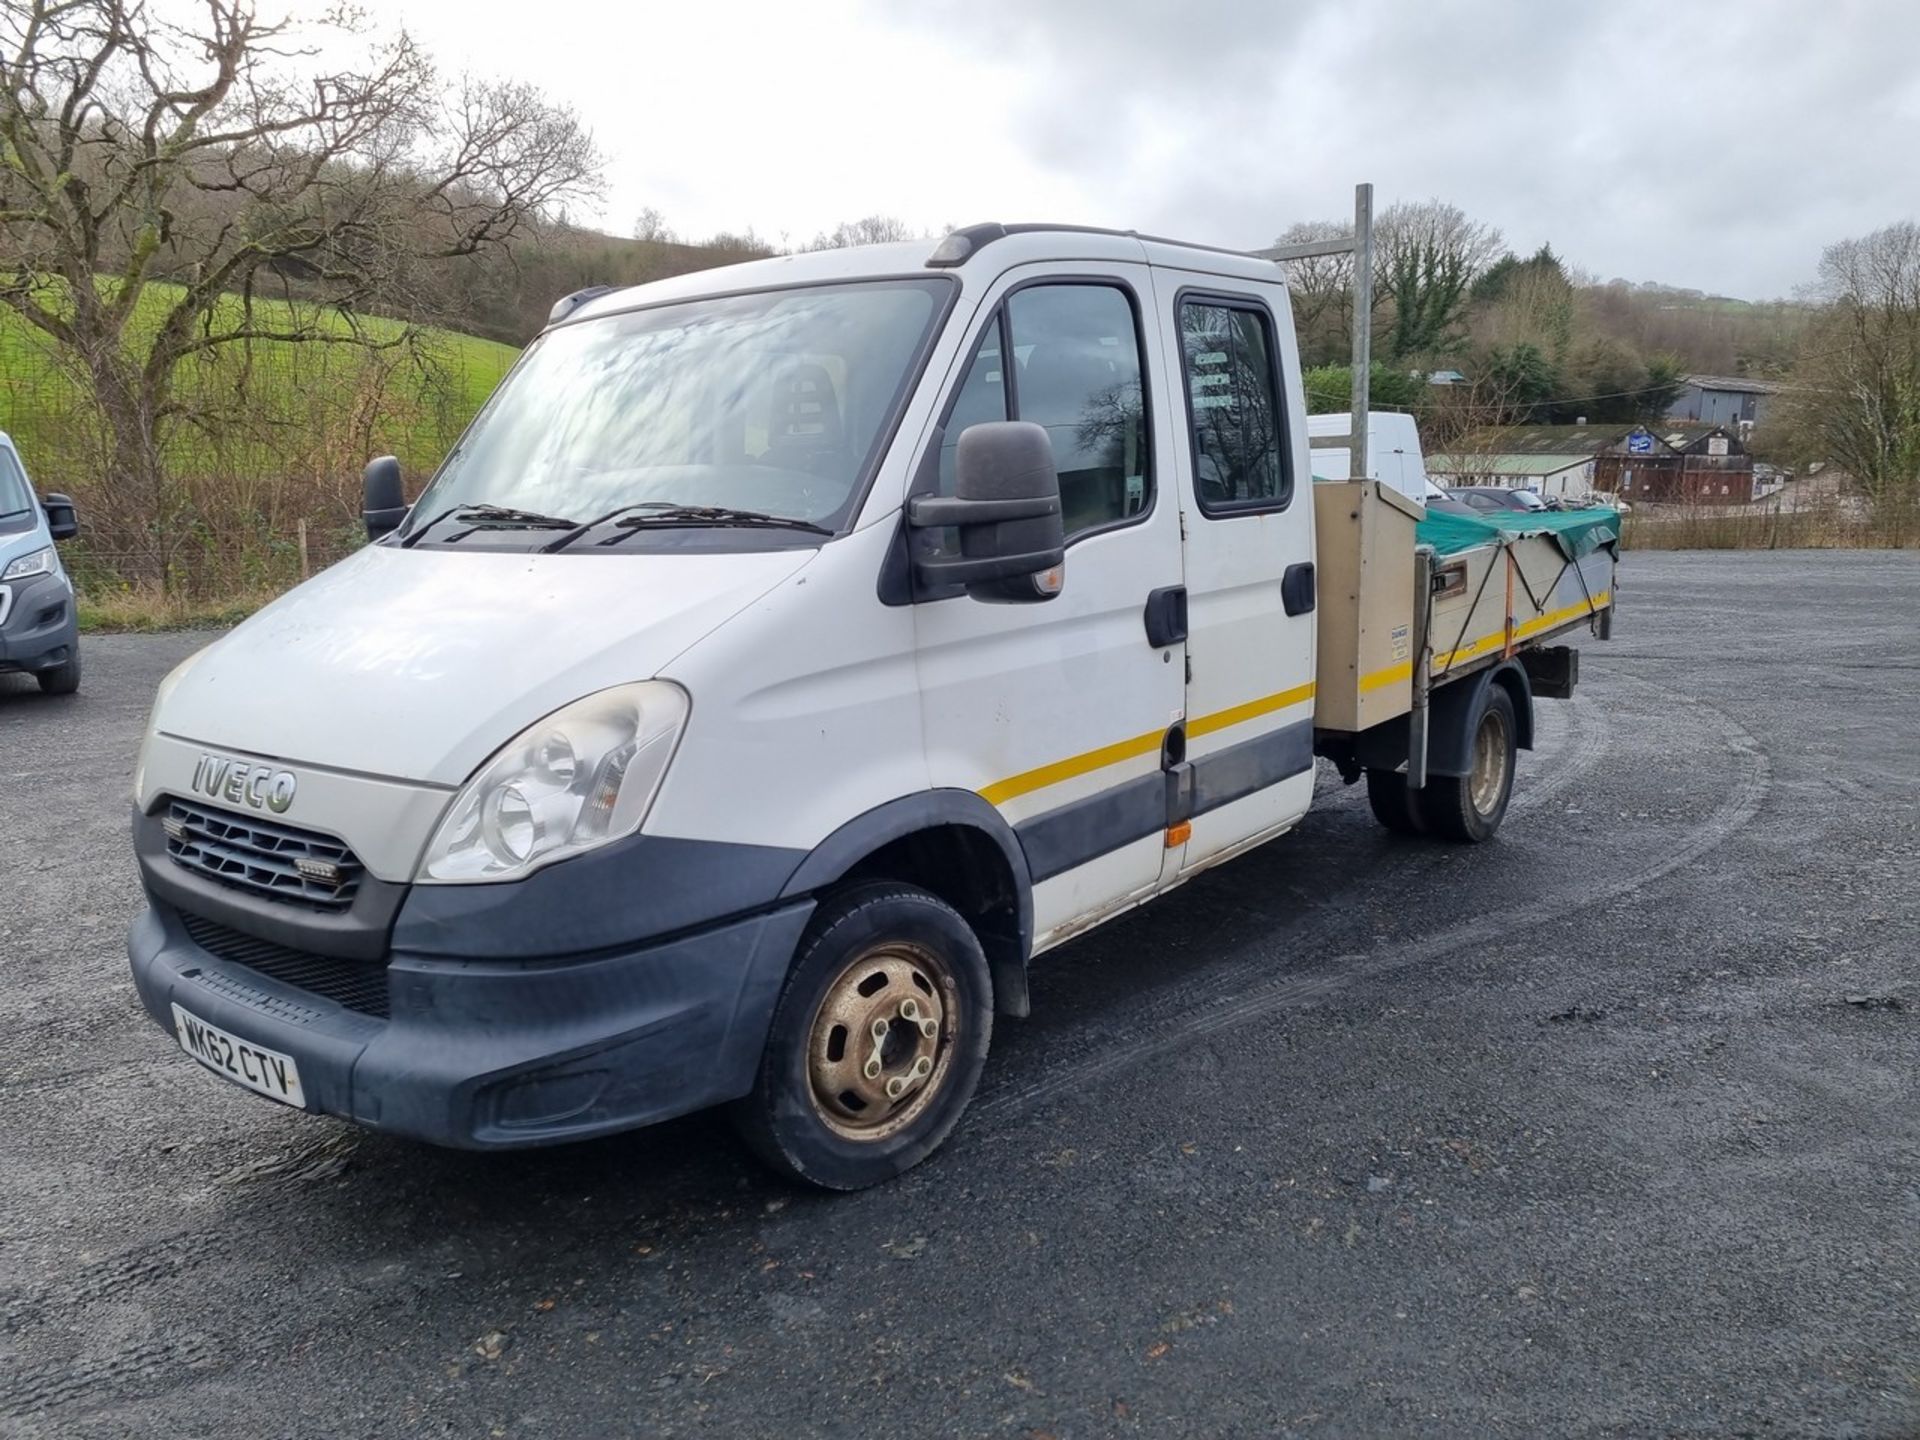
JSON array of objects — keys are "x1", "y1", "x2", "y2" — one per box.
[{"x1": 1618, "y1": 475, "x2": 1919, "y2": 550}]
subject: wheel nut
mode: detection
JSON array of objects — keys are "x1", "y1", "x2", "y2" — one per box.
[
  {"x1": 900, "y1": 998, "x2": 919, "y2": 1021},
  {"x1": 885, "y1": 1076, "x2": 908, "y2": 1100},
  {"x1": 872, "y1": 1019, "x2": 889, "y2": 1040},
  {"x1": 919, "y1": 1019, "x2": 939, "y2": 1040},
  {"x1": 911, "y1": 1056, "x2": 932, "y2": 1079},
  {"x1": 864, "y1": 1058, "x2": 882, "y2": 1080}
]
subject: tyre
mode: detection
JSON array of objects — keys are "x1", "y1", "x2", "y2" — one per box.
[
  {"x1": 1419, "y1": 685, "x2": 1517, "y2": 843},
  {"x1": 36, "y1": 650, "x2": 80, "y2": 696},
  {"x1": 730, "y1": 882, "x2": 993, "y2": 1190},
  {"x1": 1365, "y1": 767, "x2": 1427, "y2": 835}
]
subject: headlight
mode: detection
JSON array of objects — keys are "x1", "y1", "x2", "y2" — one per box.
[
  {"x1": 2, "y1": 546, "x2": 53, "y2": 581},
  {"x1": 418, "y1": 682, "x2": 689, "y2": 883}
]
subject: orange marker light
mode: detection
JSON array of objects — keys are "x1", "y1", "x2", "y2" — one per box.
[{"x1": 1165, "y1": 821, "x2": 1192, "y2": 847}]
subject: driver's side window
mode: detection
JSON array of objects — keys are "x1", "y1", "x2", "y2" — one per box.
[{"x1": 932, "y1": 281, "x2": 1152, "y2": 544}]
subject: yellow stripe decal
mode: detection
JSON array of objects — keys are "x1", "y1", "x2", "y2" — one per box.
[
  {"x1": 1186, "y1": 681, "x2": 1317, "y2": 740},
  {"x1": 978, "y1": 726, "x2": 1166, "y2": 806},
  {"x1": 1433, "y1": 591, "x2": 1610, "y2": 671},
  {"x1": 979, "y1": 681, "x2": 1317, "y2": 806},
  {"x1": 1359, "y1": 660, "x2": 1413, "y2": 693},
  {"x1": 982, "y1": 589, "x2": 1610, "y2": 808}
]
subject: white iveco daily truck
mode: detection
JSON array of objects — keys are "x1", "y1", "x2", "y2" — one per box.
[{"x1": 129, "y1": 197, "x2": 1617, "y2": 1188}]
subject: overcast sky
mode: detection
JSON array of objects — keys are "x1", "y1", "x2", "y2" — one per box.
[{"x1": 375, "y1": 0, "x2": 1916, "y2": 300}]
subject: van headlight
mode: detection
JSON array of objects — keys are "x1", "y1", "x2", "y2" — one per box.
[
  {"x1": 418, "y1": 682, "x2": 689, "y2": 883},
  {"x1": 2, "y1": 546, "x2": 53, "y2": 581}
]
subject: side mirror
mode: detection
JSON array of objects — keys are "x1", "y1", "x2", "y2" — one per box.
[
  {"x1": 906, "y1": 421, "x2": 1065, "y2": 602},
  {"x1": 40, "y1": 493, "x2": 77, "y2": 542},
  {"x1": 363, "y1": 456, "x2": 406, "y2": 540}
]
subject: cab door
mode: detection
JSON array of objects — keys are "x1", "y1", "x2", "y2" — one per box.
[
  {"x1": 909, "y1": 264, "x2": 1186, "y2": 948},
  {"x1": 1151, "y1": 271, "x2": 1318, "y2": 871}
]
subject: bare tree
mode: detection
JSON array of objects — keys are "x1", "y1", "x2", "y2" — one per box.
[
  {"x1": 0, "y1": 0, "x2": 600, "y2": 580},
  {"x1": 1780, "y1": 221, "x2": 1920, "y2": 533},
  {"x1": 1271, "y1": 218, "x2": 1353, "y2": 366},
  {"x1": 632, "y1": 206, "x2": 677, "y2": 244},
  {"x1": 805, "y1": 214, "x2": 915, "y2": 252}
]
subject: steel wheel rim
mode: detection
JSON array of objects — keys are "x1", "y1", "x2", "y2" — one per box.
[
  {"x1": 806, "y1": 941, "x2": 958, "y2": 1142},
  {"x1": 1469, "y1": 707, "x2": 1510, "y2": 816}
]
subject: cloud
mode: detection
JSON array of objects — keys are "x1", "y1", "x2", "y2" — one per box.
[
  {"x1": 866, "y1": 0, "x2": 1920, "y2": 298},
  {"x1": 374, "y1": 0, "x2": 1916, "y2": 298}
]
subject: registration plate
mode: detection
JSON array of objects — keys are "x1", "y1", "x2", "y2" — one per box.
[{"x1": 171, "y1": 1003, "x2": 307, "y2": 1108}]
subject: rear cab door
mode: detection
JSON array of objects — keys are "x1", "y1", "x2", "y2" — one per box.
[
  {"x1": 1146, "y1": 252, "x2": 1318, "y2": 871},
  {"x1": 906, "y1": 246, "x2": 1188, "y2": 950}
]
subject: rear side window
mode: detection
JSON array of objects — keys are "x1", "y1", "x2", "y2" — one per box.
[
  {"x1": 1179, "y1": 296, "x2": 1291, "y2": 514},
  {"x1": 933, "y1": 281, "x2": 1151, "y2": 543}
]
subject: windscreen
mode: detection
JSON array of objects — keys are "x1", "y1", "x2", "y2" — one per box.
[
  {"x1": 0, "y1": 449, "x2": 32, "y2": 518},
  {"x1": 410, "y1": 278, "x2": 950, "y2": 534}
]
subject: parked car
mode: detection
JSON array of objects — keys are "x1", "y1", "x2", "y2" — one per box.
[
  {"x1": 1447, "y1": 485, "x2": 1549, "y2": 514},
  {"x1": 0, "y1": 432, "x2": 81, "y2": 695}
]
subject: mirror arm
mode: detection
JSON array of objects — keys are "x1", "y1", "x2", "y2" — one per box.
[
  {"x1": 907, "y1": 493, "x2": 1062, "y2": 529},
  {"x1": 913, "y1": 545, "x2": 1065, "y2": 588}
]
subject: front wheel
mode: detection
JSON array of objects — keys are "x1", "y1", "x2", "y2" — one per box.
[
  {"x1": 1419, "y1": 685, "x2": 1517, "y2": 843},
  {"x1": 730, "y1": 882, "x2": 993, "y2": 1190},
  {"x1": 36, "y1": 649, "x2": 80, "y2": 696}
]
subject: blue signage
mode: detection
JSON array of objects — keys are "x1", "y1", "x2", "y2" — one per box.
[{"x1": 1627, "y1": 431, "x2": 1654, "y2": 454}]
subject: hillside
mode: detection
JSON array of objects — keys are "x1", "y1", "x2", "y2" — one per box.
[
  {"x1": 0, "y1": 282, "x2": 519, "y2": 490},
  {"x1": 0, "y1": 281, "x2": 520, "y2": 599}
]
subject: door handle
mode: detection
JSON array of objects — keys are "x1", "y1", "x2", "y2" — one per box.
[
  {"x1": 1144, "y1": 585, "x2": 1187, "y2": 647},
  {"x1": 1282, "y1": 562, "x2": 1316, "y2": 617}
]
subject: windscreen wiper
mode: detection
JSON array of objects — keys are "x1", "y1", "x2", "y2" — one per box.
[
  {"x1": 541, "y1": 502, "x2": 832, "y2": 553},
  {"x1": 401, "y1": 503, "x2": 579, "y2": 548}
]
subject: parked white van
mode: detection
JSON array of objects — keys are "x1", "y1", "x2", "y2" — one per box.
[{"x1": 129, "y1": 226, "x2": 1616, "y2": 1188}]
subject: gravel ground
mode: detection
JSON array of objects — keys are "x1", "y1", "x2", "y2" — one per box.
[{"x1": 1, "y1": 549, "x2": 1916, "y2": 1439}]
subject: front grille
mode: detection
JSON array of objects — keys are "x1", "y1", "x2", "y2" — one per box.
[
  {"x1": 163, "y1": 798, "x2": 364, "y2": 912},
  {"x1": 179, "y1": 912, "x2": 390, "y2": 1019}
]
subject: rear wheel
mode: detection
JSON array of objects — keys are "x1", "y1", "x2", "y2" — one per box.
[
  {"x1": 36, "y1": 650, "x2": 80, "y2": 696},
  {"x1": 1419, "y1": 686, "x2": 1517, "y2": 843},
  {"x1": 1365, "y1": 767, "x2": 1426, "y2": 835},
  {"x1": 730, "y1": 882, "x2": 992, "y2": 1190}
]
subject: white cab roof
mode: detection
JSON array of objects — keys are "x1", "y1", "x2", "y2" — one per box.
[{"x1": 565, "y1": 227, "x2": 1287, "y2": 327}]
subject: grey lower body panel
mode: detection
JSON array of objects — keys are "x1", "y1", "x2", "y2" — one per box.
[
  {"x1": 128, "y1": 894, "x2": 814, "y2": 1148},
  {"x1": 0, "y1": 571, "x2": 76, "y2": 674},
  {"x1": 1014, "y1": 718, "x2": 1315, "y2": 881}
]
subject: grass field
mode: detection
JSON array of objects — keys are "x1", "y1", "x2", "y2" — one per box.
[{"x1": 0, "y1": 280, "x2": 518, "y2": 482}]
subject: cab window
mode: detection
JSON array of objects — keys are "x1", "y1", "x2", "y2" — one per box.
[
  {"x1": 1179, "y1": 296, "x2": 1291, "y2": 514},
  {"x1": 936, "y1": 282, "x2": 1151, "y2": 542}
]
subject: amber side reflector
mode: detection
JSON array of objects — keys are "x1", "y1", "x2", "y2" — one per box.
[{"x1": 1165, "y1": 821, "x2": 1192, "y2": 847}]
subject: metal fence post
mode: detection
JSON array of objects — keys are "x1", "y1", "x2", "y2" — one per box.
[{"x1": 1349, "y1": 182, "x2": 1373, "y2": 483}]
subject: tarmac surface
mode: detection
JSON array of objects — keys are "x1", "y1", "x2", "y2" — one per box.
[{"x1": 2, "y1": 549, "x2": 1916, "y2": 1438}]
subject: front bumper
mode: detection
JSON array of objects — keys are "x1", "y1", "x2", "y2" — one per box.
[
  {"x1": 0, "y1": 570, "x2": 76, "y2": 674},
  {"x1": 128, "y1": 893, "x2": 814, "y2": 1148}
]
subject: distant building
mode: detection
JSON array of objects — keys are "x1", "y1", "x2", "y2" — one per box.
[
  {"x1": 1595, "y1": 423, "x2": 1762, "y2": 504},
  {"x1": 1434, "y1": 422, "x2": 1768, "y2": 505},
  {"x1": 1427, "y1": 424, "x2": 1633, "y2": 501},
  {"x1": 1669, "y1": 375, "x2": 1781, "y2": 431},
  {"x1": 1425, "y1": 369, "x2": 1469, "y2": 387}
]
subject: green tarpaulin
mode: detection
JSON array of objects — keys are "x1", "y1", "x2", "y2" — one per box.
[{"x1": 1415, "y1": 505, "x2": 1621, "y2": 561}]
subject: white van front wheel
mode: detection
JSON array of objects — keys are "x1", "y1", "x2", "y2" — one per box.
[{"x1": 731, "y1": 882, "x2": 993, "y2": 1190}]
